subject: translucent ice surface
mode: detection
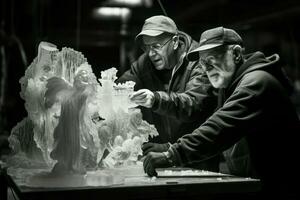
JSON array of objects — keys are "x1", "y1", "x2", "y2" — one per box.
[{"x1": 6, "y1": 42, "x2": 158, "y2": 174}]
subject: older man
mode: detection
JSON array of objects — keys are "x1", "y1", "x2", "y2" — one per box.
[
  {"x1": 143, "y1": 27, "x2": 300, "y2": 199},
  {"x1": 117, "y1": 16, "x2": 219, "y2": 171}
]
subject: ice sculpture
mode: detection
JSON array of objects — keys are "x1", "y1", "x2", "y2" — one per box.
[
  {"x1": 97, "y1": 68, "x2": 137, "y2": 118},
  {"x1": 10, "y1": 42, "x2": 60, "y2": 167},
  {"x1": 101, "y1": 109, "x2": 158, "y2": 168},
  {"x1": 45, "y1": 65, "x2": 100, "y2": 174},
  {"x1": 6, "y1": 41, "x2": 159, "y2": 174},
  {"x1": 96, "y1": 68, "x2": 158, "y2": 168}
]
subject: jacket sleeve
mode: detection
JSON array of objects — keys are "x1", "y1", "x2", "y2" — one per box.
[
  {"x1": 152, "y1": 61, "x2": 217, "y2": 122},
  {"x1": 169, "y1": 82, "x2": 262, "y2": 166},
  {"x1": 116, "y1": 61, "x2": 143, "y2": 90}
]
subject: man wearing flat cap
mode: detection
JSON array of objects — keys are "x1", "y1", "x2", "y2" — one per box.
[
  {"x1": 117, "y1": 15, "x2": 219, "y2": 171},
  {"x1": 143, "y1": 27, "x2": 300, "y2": 199}
]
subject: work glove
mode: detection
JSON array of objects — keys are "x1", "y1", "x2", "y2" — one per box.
[
  {"x1": 129, "y1": 89, "x2": 155, "y2": 108},
  {"x1": 143, "y1": 152, "x2": 171, "y2": 177},
  {"x1": 142, "y1": 142, "x2": 170, "y2": 155}
]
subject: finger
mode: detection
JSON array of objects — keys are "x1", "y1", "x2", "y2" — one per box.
[
  {"x1": 140, "y1": 156, "x2": 146, "y2": 162},
  {"x1": 141, "y1": 143, "x2": 153, "y2": 151},
  {"x1": 143, "y1": 147, "x2": 154, "y2": 156},
  {"x1": 130, "y1": 95, "x2": 148, "y2": 102},
  {"x1": 146, "y1": 165, "x2": 156, "y2": 177},
  {"x1": 142, "y1": 144, "x2": 154, "y2": 155},
  {"x1": 144, "y1": 156, "x2": 155, "y2": 177},
  {"x1": 143, "y1": 155, "x2": 150, "y2": 173},
  {"x1": 129, "y1": 91, "x2": 147, "y2": 99},
  {"x1": 152, "y1": 169, "x2": 158, "y2": 177},
  {"x1": 146, "y1": 163, "x2": 157, "y2": 177},
  {"x1": 131, "y1": 99, "x2": 147, "y2": 104}
]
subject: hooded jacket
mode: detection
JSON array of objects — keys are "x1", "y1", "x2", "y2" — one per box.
[
  {"x1": 117, "y1": 31, "x2": 217, "y2": 144},
  {"x1": 170, "y1": 52, "x2": 300, "y2": 196}
]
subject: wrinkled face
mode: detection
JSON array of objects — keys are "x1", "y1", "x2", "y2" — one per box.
[
  {"x1": 199, "y1": 46, "x2": 236, "y2": 88},
  {"x1": 142, "y1": 34, "x2": 174, "y2": 70}
]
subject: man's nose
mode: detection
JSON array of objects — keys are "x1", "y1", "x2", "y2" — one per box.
[
  {"x1": 148, "y1": 48, "x2": 157, "y2": 57},
  {"x1": 201, "y1": 65, "x2": 208, "y2": 72},
  {"x1": 202, "y1": 64, "x2": 214, "y2": 72}
]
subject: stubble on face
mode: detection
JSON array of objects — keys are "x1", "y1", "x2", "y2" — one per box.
[{"x1": 201, "y1": 47, "x2": 236, "y2": 89}]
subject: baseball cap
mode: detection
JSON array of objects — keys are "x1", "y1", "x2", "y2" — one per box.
[
  {"x1": 135, "y1": 15, "x2": 178, "y2": 42},
  {"x1": 187, "y1": 27, "x2": 243, "y2": 61}
]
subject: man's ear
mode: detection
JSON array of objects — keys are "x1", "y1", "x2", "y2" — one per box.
[
  {"x1": 172, "y1": 35, "x2": 179, "y2": 50},
  {"x1": 232, "y1": 45, "x2": 243, "y2": 64}
]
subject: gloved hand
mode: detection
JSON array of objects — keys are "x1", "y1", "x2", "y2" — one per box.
[
  {"x1": 142, "y1": 142, "x2": 169, "y2": 155},
  {"x1": 129, "y1": 89, "x2": 155, "y2": 108},
  {"x1": 143, "y1": 152, "x2": 171, "y2": 177}
]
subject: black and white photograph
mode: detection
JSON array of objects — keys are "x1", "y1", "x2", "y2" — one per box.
[{"x1": 1, "y1": 0, "x2": 300, "y2": 199}]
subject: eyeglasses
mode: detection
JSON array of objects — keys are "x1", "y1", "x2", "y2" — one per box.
[
  {"x1": 141, "y1": 37, "x2": 173, "y2": 52},
  {"x1": 199, "y1": 46, "x2": 233, "y2": 72},
  {"x1": 199, "y1": 57, "x2": 215, "y2": 72}
]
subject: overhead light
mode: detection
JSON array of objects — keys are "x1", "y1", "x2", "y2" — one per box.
[
  {"x1": 102, "y1": 0, "x2": 153, "y2": 8},
  {"x1": 94, "y1": 7, "x2": 131, "y2": 20},
  {"x1": 112, "y1": 0, "x2": 142, "y2": 6}
]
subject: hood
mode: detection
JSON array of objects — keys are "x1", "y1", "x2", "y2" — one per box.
[
  {"x1": 229, "y1": 51, "x2": 293, "y2": 94},
  {"x1": 177, "y1": 31, "x2": 198, "y2": 54},
  {"x1": 168, "y1": 31, "x2": 198, "y2": 74}
]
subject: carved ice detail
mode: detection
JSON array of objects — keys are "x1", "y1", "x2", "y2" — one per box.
[{"x1": 8, "y1": 42, "x2": 159, "y2": 174}]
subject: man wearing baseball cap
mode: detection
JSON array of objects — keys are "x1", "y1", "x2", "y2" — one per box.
[
  {"x1": 143, "y1": 26, "x2": 300, "y2": 199},
  {"x1": 117, "y1": 16, "x2": 219, "y2": 171}
]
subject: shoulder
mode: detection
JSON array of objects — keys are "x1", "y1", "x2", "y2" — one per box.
[
  {"x1": 241, "y1": 70, "x2": 279, "y2": 87},
  {"x1": 237, "y1": 70, "x2": 283, "y2": 96}
]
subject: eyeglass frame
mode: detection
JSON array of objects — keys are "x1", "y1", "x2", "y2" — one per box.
[
  {"x1": 199, "y1": 45, "x2": 234, "y2": 72},
  {"x1": 141, "y1": 36, "x2": 174, "y2": 53}
]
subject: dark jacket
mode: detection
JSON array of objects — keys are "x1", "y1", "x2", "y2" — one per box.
[
  {"x1": 170, "y1": 52, "x2": 300, "y2": 197},
  {"x1": 117, "y1": 31, "x2": 219, "y2": 171},
  {"x1": 117, "y1": 31, "x2": 217, "y2": 143}
]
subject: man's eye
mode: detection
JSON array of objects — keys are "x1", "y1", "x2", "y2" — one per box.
[
  {"x1": 152, "y1": 44, "x2": 161, "y2": 49},
  {"x1": 206, "y1": 64, "x2": 214, "y2": 71}
]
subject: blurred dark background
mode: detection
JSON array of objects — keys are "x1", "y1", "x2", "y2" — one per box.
[{"x1": 1, "y1": 0, "x2": 300, "y2": 136}]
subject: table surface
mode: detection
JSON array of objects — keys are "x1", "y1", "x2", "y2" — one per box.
[{"x1": 2, "y1": 166, "x2": 262, "y2": 200}]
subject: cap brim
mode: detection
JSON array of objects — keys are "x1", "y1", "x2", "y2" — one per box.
[
  {"x1": 187, "y1": 43, "x2": 223, "y2": 61},
  {"x1": 135, "y1": 30, "x2": 164, "y2": 41}
]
